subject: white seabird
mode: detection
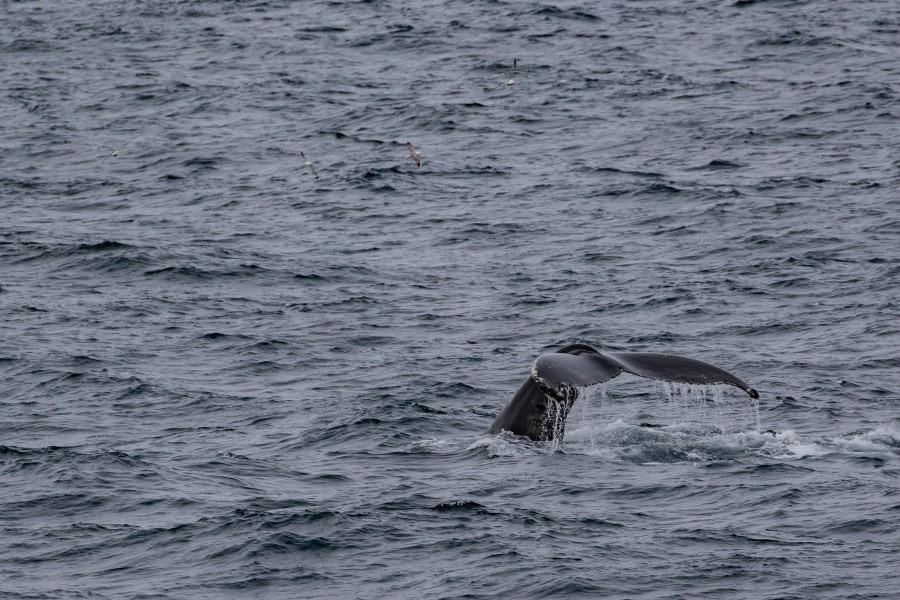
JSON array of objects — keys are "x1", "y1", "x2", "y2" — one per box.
[
  {"x1": 407, "y1": 142, "x2": 421, "y2": 168},
  {"x1": 504, "y1": 58, "x2": 517, "y2": 86},
  {"x1": 300, "y1": 151, "x2": 319, "y2": 180},
  {"x1": 100, "y1": 134, "x2": 140, "y2": 165}
]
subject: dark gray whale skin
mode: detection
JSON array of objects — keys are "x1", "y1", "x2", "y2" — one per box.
[{"x1": 489, "y1": 343, "x2": 759, "y2": 441}]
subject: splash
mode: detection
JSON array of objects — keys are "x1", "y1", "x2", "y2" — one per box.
[
  {"x1": 466, "y1": 434, "x2": 527, "y2": 458},
  {"x1": 660, "y1": 382, "x2": 760, "y2": 433},
  {"x1": 758, "y1": 430, "x2": 828, "y2": 459},
  {"x1": 528, "y1": 378, "x2": 767, "y2": 457},
  {"x1": 471, "y1": 421, "x2": 900, "y2": 464},
  {"x1": 571, "y1": 383, "x2": 608, "y2": 451},
  {"x1": 548, "y1": 379, "x2": 767, "y2": 459},
  {"x1": 827, "y1": 423, "x2": 900, "y2": 457},
  {"x1": 543, "y1": 397, "x2": 567, "y2": 452},
  {"x1": 404, "y1": 437, "x2": 457, "y2": 453}
]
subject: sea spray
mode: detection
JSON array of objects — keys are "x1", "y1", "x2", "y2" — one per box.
[
  {"x1": 657, "y1": 382, "x2": 759, "y2": 434},
  {"x1": 563, "y1": 383, "x2": 610, "y2": 451},
  {"x1": 550, "y1": 399, "x2": 563, "y2": 452},
  {"x1": 540, "y1": 397, "x2": 567, "y2": 452}
]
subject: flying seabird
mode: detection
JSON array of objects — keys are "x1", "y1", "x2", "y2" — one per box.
[
  {"x1": 407, "y1": 142, "x2": 421, "y2": 168},
  {"x1": 100, "y1": 135, "x2": 140, "y2": 165},
  {"x1": 300, "y1": 151, "x2": 319, "y2": 180},
  {"x1": 504, "y1": 58, "x2": 517, "y2": 86}
]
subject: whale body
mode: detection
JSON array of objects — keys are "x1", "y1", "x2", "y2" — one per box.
[{"x1": 489, "y1": 343, "x2": 759, "y2": 441}]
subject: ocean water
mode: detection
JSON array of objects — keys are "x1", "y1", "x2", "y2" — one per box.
[{"x1": 1, "y1": 0, "x2": 899, "y2": 598}]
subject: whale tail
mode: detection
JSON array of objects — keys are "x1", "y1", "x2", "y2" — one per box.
[
  {"x1": 490, "y1": 344, "x2": 759, "y2": 441},
  {"x1": 533, "y1": 349, "x2": 759, "y2": 400}
]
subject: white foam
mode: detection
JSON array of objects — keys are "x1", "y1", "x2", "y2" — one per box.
[
  {"x1": 470, "y1": 420, "x2": 899, "y2": 464},
  {"x1": 466, "y1": 434, "x2": 536, "y2": 458},
  {"x1": 560, "y1": 424, "x2": 822, "y2": 462},
  {"x1": 405, "y1": 437, "x2": 457, "y2": 453},
  {"x1": 750, "y1": 424, "x2": 900, "y2": 461},
  {"x1": 758, "y1": 430, "x2": 829, "y2": 459},
  {"x1": 826, "y1": 423, "x2": 900, "y2": 457}
]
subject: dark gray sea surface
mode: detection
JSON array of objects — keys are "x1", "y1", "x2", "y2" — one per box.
[{"x1": 2, "y1": 0, "x2": 899, "y2": 598}]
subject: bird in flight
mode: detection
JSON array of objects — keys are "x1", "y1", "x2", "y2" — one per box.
[
  {"x1": 300, "y1": 151, "x2": 319, "y2": 180},
  {"x1": 407, "y1": 142, "x2": 421, "y2": 168},
  {"x1": 100, "y1": 134, "x2": 140, "y2": 165},
  {"x1": 504, "y1": 58, "x2": 517, "y2": 86}
]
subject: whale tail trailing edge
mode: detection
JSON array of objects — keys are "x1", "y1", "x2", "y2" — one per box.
[
  {"x1": 491, "y1": 343, "x2": 759, "y2": 441},
  {"x1": 532, "y1": 350, "x2": 759, "y2": 401}
]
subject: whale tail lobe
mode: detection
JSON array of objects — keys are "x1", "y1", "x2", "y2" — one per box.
[
  {"x1": 490, "y1": 344, "x2": 759, "y2": 441},
  {"x1": 532, "y1": 350, "x2": 759, "y2": 401}
]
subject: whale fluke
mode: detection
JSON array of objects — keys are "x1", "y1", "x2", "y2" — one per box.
[
  {"x1": 533, "y1": 351, "x2": 759, "y2": 400},
  {"x1": 490, "y1": 343, "x2": 759, "y2": 441}
]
